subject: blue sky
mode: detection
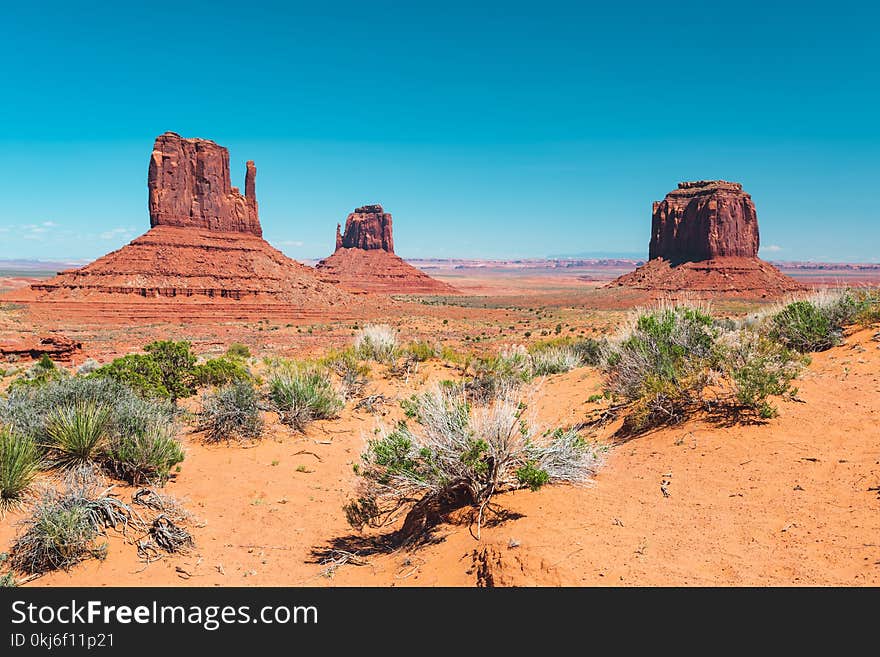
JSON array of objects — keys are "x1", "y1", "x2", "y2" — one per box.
[{"x1": 0, "y1": 1, "x2": 877, "y2": 262}]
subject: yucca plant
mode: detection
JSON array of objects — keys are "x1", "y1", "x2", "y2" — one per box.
[
  {"x1": 45, "y1": 402, "x2": 110, "y2": 468},
  {"x1": 0, "y1": 429, "x2": 42, "y2": 513}
]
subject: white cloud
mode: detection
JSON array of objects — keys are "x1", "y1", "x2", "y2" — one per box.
[
  {"x1": 42, "y1": 221, "x2": 59, "y2": 227},
  {"x1": 276, "y1": 240, "x2": 305, "y2": 247},
  {"x1": 763, "y1": 244, "x2": 783, "y2": 252}
]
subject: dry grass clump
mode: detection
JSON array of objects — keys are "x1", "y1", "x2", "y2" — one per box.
[
  {"x1": 354, "y1": 324, "x2": 398, "y2": 363},
  {"x1": 198, "y1": 380, "x2": 264, "y2": 442},
  {"x1": 268, "y1": 363, "x2": 344, "y2": 432},
  {"x1": 345, "y1": 386, "x2": 604, "y2": 538}
]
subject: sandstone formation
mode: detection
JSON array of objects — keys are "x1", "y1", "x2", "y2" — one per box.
[
  {"x1": 5, "y1": 133, "x2": 364, "y2": 316},
  {"x1": 612, "y1": 180, "x2": 803, "y2": 297},
  {"x1": 0, "y1": 335, "x2": 81, "y2": 363},
  {"x1": 316, "y1": 205, "x2": 458, "y2": 294},
  {"x1": 336, "y1": 205, "x2": 394, "y2": 252}
]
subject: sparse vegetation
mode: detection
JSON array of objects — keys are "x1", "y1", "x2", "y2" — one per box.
[
  {"x1": 268, "y1": 365, "x2": 344, "y2": 431},
  {"x1": 226, "y1": 343, "x2": 251, "y2": 359},
  {"x1": 9, "y1": 467, "x2": 132, "y2": 574},
  {"x1": 405, "y1": 341, "x2": 435, "y2": 362},
  {"x1": 354, "y1": 324, "x2": 398, "y2": 362},
  {"x1": 104, "y1": 424, "x2": 184, "y2": 485},
  {"x1": 602, "y1": 305, "x2": 721, "y2": 431},
  {"x1": 8, "y1": 355, "x2": 68, "y2": 391},
  {"x1": 345, "y1": 387, "x2": 603, "y2": 537},
  {"x1": 0, "y1": 429, "x2": 42, "y2": 513},
  {"x1": 768, "y1": 290, "x2": 865, "y2": 352},
  {"x1": 199, "y1": 381, "x2": 264, "y2": 442}
]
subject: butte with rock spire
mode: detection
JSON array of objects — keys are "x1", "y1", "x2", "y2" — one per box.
[{"x1": 315, "y1": 204, "x2": 458, "y2": 295}]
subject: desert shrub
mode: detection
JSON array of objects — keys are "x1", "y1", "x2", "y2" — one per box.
[
  {"x1": 603, "y1": 305, "x2": 720, "y2": 431},
  {"x1": 95, "y1": 340, "x2": 198, "y2": 402},
  {"x1": 320, "y1": 348, "x2": 370, "y2": 397},
  {"x1": 530, "y1": 346, "x2": 581, "y2": 375},
  {"x1": 9, "y1": 467, "x2": 132, "y2": 574},
  {"x1": 198, "y1": 381, "x2": 263, "y2": 442},
  {"x1": 0, "y1": 429, "x2": 42, "y2": 512},
  {"x1": 226, "y1": 343, "x2": 251, "y2": 359},
  {"x1": 570, "y1": 338, "x2": 604, "y2": 366},
  {"x1": 45, "y1": 402, "x2": 110, "y2": 468},
  {"x1": 8, "y1": 355, "x2": 69, "y2": 391},
  {"x1": 720, "y1": 330, "x2": 807, "y2": 419},
  {"x1": 104, "y1": 424, "x2": 184, "y2": 485},
  {"x1": 768, "y1": 290, "x2": 868, "y2": 353},
  {"x1": 345, "y1": 387, "x2": 603, "y2": 536},
  {"x1": 1, "y1": 377, "x2": 174, "y2": 449},
  {"x1": 76, "y1": 359, "x2": 100, "y2": 375},
  {"x1": 770, "y1": 301, "x2": 839, "y2": 352},
  {"x1": 268, "y1": 366, "x2": 344, "y2": 431},
  {"x1": 92, "y1": 354, "x2": 167, "y2": 399},
  {"x1": 405, "y1": 341, "x2": 436, "y2": 362},
  {"x1": 354, "y1": 324, "x2": 398, "y2": 362},
  {"x1": 191, "y1": 357, "x2": 251, "y2": 388}
]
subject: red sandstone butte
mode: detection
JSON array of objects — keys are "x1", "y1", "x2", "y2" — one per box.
[
  {"x1": 4, "y1": 133, "x2": 364, "y2": 316},
  {"x1": 0, "y1": 334, "x2": 81, "y2": 363},
  {"x1": 611, "y1": 180, "x2": 803, "y2": 297},
  {"x1": 149, "y1": 132, "x2": 261, "y2": 236},
  {"x1": 316, "y1": 205, "x2": 458, "y2": 295}
]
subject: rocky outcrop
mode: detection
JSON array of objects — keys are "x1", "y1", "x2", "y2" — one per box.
[
  {"x1": 336, "y1": 204, "x2": 394, "y2": 252},
  {"x1": 7, "y1": 133, "x2": 366, "y2": 312},
  {"x1": 612, "y1": 180, "x2": 803, "y2": 297},
  {"x1": 649, "y1": 181, "x2": 759, "y2": 262},
  {"x1": 0, "y1": 335, "x2": 81, "y2": 362},
  {"x1": 148, "y1": 132, "x2": 261, "y2": 236},
  {"x1": 316, "y1": 204, "x2": 457, "y2": 294}
]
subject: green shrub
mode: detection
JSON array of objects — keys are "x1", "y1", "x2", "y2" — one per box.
[
  {"x1": 0, "y1": 429, "x2": 42, "y2": 512},
  {"x1": 603, "y1": 305, "x2": 719, "y2": 431},
  {"x1": 320, "y1": 348, "x2": 370, "y2": 396},
  {"x1": 95, "y1": 340, "x2": 198, "y2": 402},
  {"x1": 45, "y1": 402, "x2": 110, "y2": 468},
  {"x1": 226, "y1": 343, "x2": 251, "y2": 359},
  {"x1": 104, "y1": 425, "x2": 184, "y2": 485},
  {"x1": 405, "y1": 341, "x2": 436, "y2": 362},
  {"x1": 1, "y1": 377, "x2": 174, "y2": 451},
  {"x1": 199, "y1": 381, "x2": 263, "y2": 442},
  {"x1": 191, "y1": 357, "x2": 251, "y2": 388},
  {"x1": 722, "y1": 331, "x2": 806, "y2": 418},
  {"x1": 770, "y1": 300, "x2": 837, "y2": 352},
  {"x1": 268, "y1": 366, "x2": 343, "y2": 431}
]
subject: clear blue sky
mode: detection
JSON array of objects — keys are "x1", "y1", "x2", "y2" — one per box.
[{"x1": 1, "y1": 1, "x2": 877, "y2": 262}]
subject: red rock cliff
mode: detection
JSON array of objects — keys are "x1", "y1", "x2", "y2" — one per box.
[
  {"x1": 148, "y1": 132, "x2": 261, "y2": 237},
  {"x1": 337, "y1": 204, "x2": 394, "y2": 252},
  {"x1": 649, "y1": 180, "x2": 758, "y2": 262}
]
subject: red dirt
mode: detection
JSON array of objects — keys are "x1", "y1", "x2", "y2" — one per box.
[
  {"x1": 3, "y1": 327, "x2": 878, "y2": 587},
  {"x1": 609, "y1": 256, "x2": 805, "y2": 298}
]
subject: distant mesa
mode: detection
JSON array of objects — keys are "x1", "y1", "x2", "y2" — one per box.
[
  {"x1": 316, "y1": 204, "x2": 458, "y2": 295},
  {"x1": 611, "y1": 180, "x2": 804, "y2": 297},
  {"x1": 3, "y1": 132, "x2": 359, "y2": 312}
]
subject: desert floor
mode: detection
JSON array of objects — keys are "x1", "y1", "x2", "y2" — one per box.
[{"x1": 0, "y1": 266, "x2": 878, "y2": 586}]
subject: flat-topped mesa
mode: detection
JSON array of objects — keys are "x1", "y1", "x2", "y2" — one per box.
[
  {"x1": 148, "y1": 131, "x2": 262, "y2": 237},
  {"x1": 337, "y1": 204, "x2": 394, "y2": 252},
  {"x1": 650, "y1": 180, "x2": 758, "y2": 262}
]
